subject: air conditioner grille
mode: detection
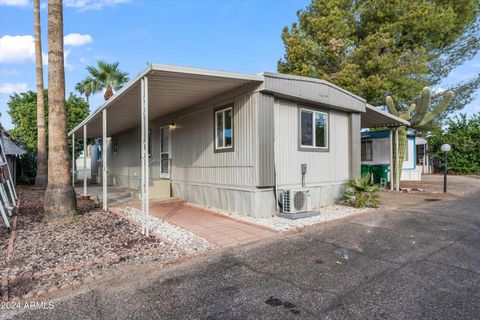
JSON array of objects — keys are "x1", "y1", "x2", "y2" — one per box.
[
  {"x1": 283, "y1": 190, "x2": 291, "y2": 213},
  {"x1": 294, "y1": 191, "x2": 306, "y2": 211}
]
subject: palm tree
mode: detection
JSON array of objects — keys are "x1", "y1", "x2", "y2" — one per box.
[
  {"x1": 33, "y1": 0, "x2": 47, "y2": 187},
  {"x1": 44, "y1": 0, "x2": 76, "y2": 218},
  {"x1": 79, "y1": 60, "x2": 129, "y2": 100},
  {"x1": 75, "y1": 77, "x2": 99, "y2": 104}
]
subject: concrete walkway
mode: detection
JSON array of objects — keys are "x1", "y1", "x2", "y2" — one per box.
[{"x1": 148, "y1": 200, "x2": 277, "y2": 247}]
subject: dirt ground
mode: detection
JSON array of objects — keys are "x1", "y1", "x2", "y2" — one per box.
[
  {"x1": 379, "y1": 174, "x2": 480, "y2": 209},
  {"x1": 1, "y1": 188, "x2": 187, "y2": 300},
  {"x1": 401, "y1": 174, "x2": 480, "y2": 194}
]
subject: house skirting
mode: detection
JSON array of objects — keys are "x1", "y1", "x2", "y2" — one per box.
[{"x1": 172, "y1": 181, "x2": 346, "y2": 218}]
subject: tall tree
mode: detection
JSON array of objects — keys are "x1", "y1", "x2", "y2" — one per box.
[
  {"x1": 279, "y1": 0, "x2": 480, "y2": 114},
  {"x1": 7, "y1": 90, "x2": 89, "y2": 154},
  {"x1": 78, "y1": 61, "x2": 129, "y2": 101},
  {"x1": 44, "y1": 0, "x2": 76, "y2": 218},
  {"x1": 33, "y1": 0, "x2": 47, "y2": 187},
  {"x1": 75, "y1": 77, "x2": 99, "y2": 104}
]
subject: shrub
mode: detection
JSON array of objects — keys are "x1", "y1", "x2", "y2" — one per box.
[{"x1": 341, "y1": 176, "x2": 380, "y2": 208}]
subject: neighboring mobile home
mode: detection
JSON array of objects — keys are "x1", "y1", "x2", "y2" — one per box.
[
  {"x1": 361, "y1": 131, "x2": 426, "y2": 181},
  {"x1": 0, "y1": 123, "x2": 26, "y2": 185},
  {"x1": 69, "y1": 64, "x2": 407, "y2": 219}
]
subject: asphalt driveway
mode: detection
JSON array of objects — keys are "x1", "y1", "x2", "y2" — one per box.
[{"x1": 4, "y1": 190, "x2": 480, "y2": 320}]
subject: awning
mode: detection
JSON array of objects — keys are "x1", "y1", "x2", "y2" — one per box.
[
  {"x1": 69, "y1": 64, "x2": 264, "y2": 138},
  {"x1": 361, "y1": 104, "x2": 410, "y2": 128}
]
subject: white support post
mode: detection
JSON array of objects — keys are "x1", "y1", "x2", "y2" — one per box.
[
  {"x1": 83, "y1": 125, "x2": 87, "y2": 196},
  {"x1": 145, "y1": 76, "x2": 150, "y2": 237},
  {"x1": 140, "y1": 77, "x2": 150, "y2": 236},
  {"x1": 389, "y1": 128, "x2": 394, "y2": 191},
  {"x1": 72, "y1": 133, "x2": 75, "y2": 187},
  {"x1": 140, "y1": 78, "x2": 145, "y2": 235},
  {"x1": 395, "y1": 128, "x2": 400, "y2": 192},
  {"x1": 102, "y1": 109, "x2": 107, "y2": 211}
]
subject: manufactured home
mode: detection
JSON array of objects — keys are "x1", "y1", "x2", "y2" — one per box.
[{"x1": 69, "y1": 64, "x2": 408, "y2": 220}]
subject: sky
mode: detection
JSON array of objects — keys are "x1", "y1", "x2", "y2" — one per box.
[{"x1": 0, "y1": 0, "x2": 479, "y2": 130}]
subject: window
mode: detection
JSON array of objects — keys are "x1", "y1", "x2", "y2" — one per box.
[
  {"x1": 299, "y1": 108, "x2": 328, "y2": 150},
  {"x1": 214, "y1": 106, "x2": 233, "y2": 151},
  {"x1": 361, "y1": 140, "x2": 373, "y2": 161},
  {"x1": 112, "y1": 139, "x2": 118, "y2": 155}
]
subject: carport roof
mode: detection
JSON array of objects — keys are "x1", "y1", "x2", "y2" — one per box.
[
  {"x1": 69, "y1": 64, "x2": 264, "y2": 138},
  {"x1": 361, "y1": 104, "x2": 410, "y2": 128},
  {"x1": 69, "y1": 64, "x2": 409, "y2": 138}
]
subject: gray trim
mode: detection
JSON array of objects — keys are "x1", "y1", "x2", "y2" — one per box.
[
  {"x1": 256, "y1": 93, "x2": 275, "y2": 187},
  {"x1": 297, "y1": 106, "x2": 330, "y2": 153},
  {"x1": 213, "y1": 103, "x2": 235, "y2": 153}
]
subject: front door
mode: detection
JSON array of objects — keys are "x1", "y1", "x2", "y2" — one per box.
[{"x1": 160, "y1": 125, "x2": 171, "y2": 179}]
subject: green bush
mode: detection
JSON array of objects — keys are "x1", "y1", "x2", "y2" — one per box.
[
  {"x1": 428, "y1": 113, "x2": 480, "y2": 174},
  {"x1": 341, "y1": 176, "x2": 380, "y2": 208}
]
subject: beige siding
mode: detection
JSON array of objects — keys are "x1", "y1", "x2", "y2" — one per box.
[
  {"x1": 274, "y1": 98, "x2": 350, "y2": 188},
  {"x1": 171, "y1": 92, "x2": 258, "y2": 188}
]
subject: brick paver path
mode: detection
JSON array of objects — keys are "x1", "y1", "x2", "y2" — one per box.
[{"x1": 148, "y1": 200, "x2": 277, "y2": 247}]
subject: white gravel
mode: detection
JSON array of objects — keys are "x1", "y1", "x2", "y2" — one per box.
[
  {"x1": 115, "y1": 207, "x2": 213, "y2": 253},
  {"x1": 210, "y1": 205, "x2": 368, "y2": 232}
]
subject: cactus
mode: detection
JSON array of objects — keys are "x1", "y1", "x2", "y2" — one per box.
[{"x1": 386, "y1": 87, "x2": 453, "y2": 186}]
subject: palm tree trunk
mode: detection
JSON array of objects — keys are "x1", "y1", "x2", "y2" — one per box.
[
  {"x1": 104, "y1": 86, "x2": 113, "y2": 100},
  {"x1": 44, "y1": 0, "x2": 76, "y2": 218},
  {"x1": 34, "y1": 0, "x2": 48, "y2": 187}
]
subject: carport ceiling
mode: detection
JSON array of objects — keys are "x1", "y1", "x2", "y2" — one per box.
[{"x1": 70, "y1": 65, "x2": 263, "y2": 138}]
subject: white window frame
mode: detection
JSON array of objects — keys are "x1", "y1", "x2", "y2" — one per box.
[
  {"x1": 299, "y1": 108, "x2": 329, "y2": 150},
  {"x1": 214, "y1": 106, "x2": 233, "y2": 151}
]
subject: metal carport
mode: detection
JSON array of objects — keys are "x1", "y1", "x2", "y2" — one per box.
[{"x1": 69, "y1": 64, "x2": 263, "y2": 235}]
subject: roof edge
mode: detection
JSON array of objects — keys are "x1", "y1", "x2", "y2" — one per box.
[
  {"x1": 261, "y1": 72, "x2": 366, "y2": 103},
  {"x1": 151, "y1": 64, "x2": 264, "y2": 82},
  {"x1": 365, "y1": 104, "x2": 410, "y2": 127}
]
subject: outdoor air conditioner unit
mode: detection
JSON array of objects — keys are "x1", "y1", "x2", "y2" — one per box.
[{"x1": 281, "y1": 189, "x2": 310, "y2": 214}]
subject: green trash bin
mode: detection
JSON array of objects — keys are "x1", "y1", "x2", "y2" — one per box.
[
  {"x1": 371, "y1": 164, "x2": 390, "y2": 185},
  {"x1": 361, "y1": 164, "x2": 371, "y2": 178}
]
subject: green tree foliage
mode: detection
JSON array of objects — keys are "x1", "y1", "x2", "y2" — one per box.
[
  {"x1": 78, "y1": 60, "x2": 129, "y2": 101},
  {"x1": 7, "y1": 90, "x2": 89, "y2": 184},
  {"x1": 7, "y1": 90, "x2": 89, "y2": 153},
  {"x1": 428, "y1": 113, "x2": 480, "y2": 174},
  {"x1": 279, "y1": 0, "x2": 480, "y2": 113}
]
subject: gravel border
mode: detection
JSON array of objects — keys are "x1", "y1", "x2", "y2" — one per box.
[
  {"x1": 114, "y1": 207, "x2": 214, "y2": 253},
  {"x1": 192, "y1": 204, "x2": 367, "y2": 232}
]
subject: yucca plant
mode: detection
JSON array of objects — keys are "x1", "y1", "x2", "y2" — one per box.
[{"x1": 341, "y1": 176, "x2": 380, "y2": 208}]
